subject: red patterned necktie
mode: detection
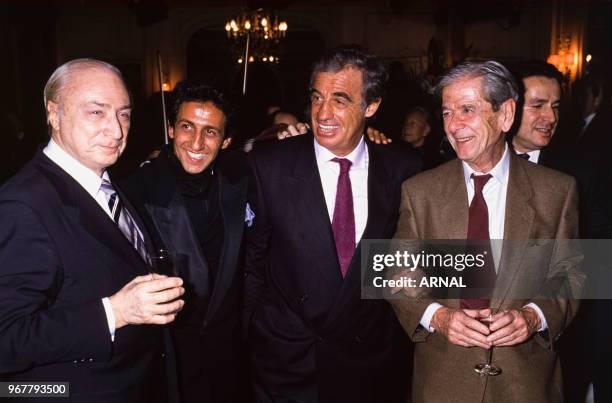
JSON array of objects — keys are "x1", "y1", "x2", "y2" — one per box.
[
  {"x1": 461, "y1": 174, "x2": 496, "y2": 309},
  {"x1": 331, "y1": 158, "x2": 355, "y2": 278}
]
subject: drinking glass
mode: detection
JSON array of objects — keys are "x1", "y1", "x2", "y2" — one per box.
[
  {"x1": 149, "y1": 249, "x2": 188, "y2": 276},
  {"x1": 149, "y1": 249, "x2": 171, "y2": 274},
  {"x1": 474, "y1": 308, "x2": 502, "y2": 376}
]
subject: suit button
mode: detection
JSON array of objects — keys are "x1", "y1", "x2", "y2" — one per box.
[
  {"x1": 161, "y1": 353, "x2": 166, "y2": 358},
  {"x1": 354, "y1": 336, "x2": 363, "y2": 343},
  {"x1": 300, "y1": 294, "x2": 309, "y2": 302}
]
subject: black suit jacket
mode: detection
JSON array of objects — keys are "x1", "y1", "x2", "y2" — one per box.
[
  {"x1": 120, "y1": 148, "x2": 249, "y2": 403},
  {"x1": 245, "y1": 134, "x2": 421, "y2": 403},
  {"x1": 0, "y1": 151, "x2": 168, "y2": 403},
  {"x1": 510, "y1": 127, "x2": 612, "y2": 399}
]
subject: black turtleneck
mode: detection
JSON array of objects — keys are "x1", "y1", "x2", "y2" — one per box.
[{"x1": 165, "y1": 147, "x2": 224, "y2": 284}]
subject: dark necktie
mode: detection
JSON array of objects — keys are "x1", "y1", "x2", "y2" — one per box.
[
  {"x1": 100, "y1": 179, "x2": 148, "y2": 262},
  {"x1": 331, "y1": 158, "x2": 355, "y2": 278},
  {"x1": 517, "y1": 153, "x2": 530, "y2": 161},
  {"x1": 461, "y1": 174, "x2": 496, "y2": 309}
]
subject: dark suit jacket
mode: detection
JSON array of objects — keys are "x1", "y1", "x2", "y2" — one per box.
[
  {"x1": 120, "y1": 148, "x2": 249, "y2": 403},
  {"x1": 0, "y1": 151, "x2": 168, "y2": 403},
  {"x1": 245, "y1": 134, "x2": 421, "y2": 403},
  {"x1": 389, "y1": 154, "x2": 584, "y2": 403},
  {"x1": 548, "y1": 112, "x2": 612, "y2": 401},
  {"x1": 507, "y1": 137, "x2": 567, "y2": 172},
  {"x1": 576, "y1": 112, "x2": 609, "y2": 157}
]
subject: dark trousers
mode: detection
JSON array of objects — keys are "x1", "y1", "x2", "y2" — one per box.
[{"x1": 171, "y1": 325, "x2": 251, "y2": 403}]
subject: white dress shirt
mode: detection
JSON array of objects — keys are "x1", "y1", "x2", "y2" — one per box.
[
  {"x1": 314, "y1": 136, "x2": 369, "y2": 245},
  {"x1": 420, "y1": 145, "x2": 547, "y2": 332},
  {"x1": 43, "y1": 139, "x2": 117, "y2": 340}
]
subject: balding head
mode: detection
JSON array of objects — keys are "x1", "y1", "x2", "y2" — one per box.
[
  {"x1": 44, "y1": 59, "x2": 127, "y2": 123},
  {"x1": 43, "y1": 58, "x2": 131, "y2": 176}
]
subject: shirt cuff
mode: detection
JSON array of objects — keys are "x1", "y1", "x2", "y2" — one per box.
[
  {"x1": 524, "y1": 302, "x2": 548, "y2": 332},
  {"x1": 102, "y1": 297, "x2": 116, "y2": 342},
  {"x1": 420, "y1": 302, "x2": 444, "y2": 332}
]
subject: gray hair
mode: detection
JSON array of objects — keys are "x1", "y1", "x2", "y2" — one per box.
[
  {"x1": 437, "y1": 61, "x2": 518, "y2": 111},
  {"x1": 43, "y1": 58, "x2": 125, "y2": 120}
]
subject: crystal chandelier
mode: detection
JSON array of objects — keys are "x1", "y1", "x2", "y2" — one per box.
[
  {"x1": 547, "y1": 35, "x2": 576, "y2": 78},
  {"x1": 225, "y1": 8, "x2": 288, "y2": 64}
]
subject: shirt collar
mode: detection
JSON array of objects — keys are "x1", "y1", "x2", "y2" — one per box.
[
  {"x1": 314, "y1": 135, "x2": 367, "y2": 169},
  {"x1": 43, "y1": 138, "x2": 109, "y2": 199},
  {"x1": 462, "y1": 143, "x2": 510, "y2": 190},
  {"x1": 526, "y1": 149, "x2": 541, "y2": 163}
]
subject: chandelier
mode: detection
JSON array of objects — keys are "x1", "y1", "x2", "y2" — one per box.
[
  {"x1": 547, "y1": 35, "x2": 576, "y2": 78},
  {"x1": 225, "y1": 8, "x2": 288, "y2": 64}
]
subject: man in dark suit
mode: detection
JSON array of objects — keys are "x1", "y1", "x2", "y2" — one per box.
[
  {"x1": 556, "y1": 74, "x2": 612, "y2": 403},
  {"x1": 245, "y1": 45, "x2": 421, "y2": 403},
  {"x1": 508, "y1": 61, "x2": 565, "y2": 168},
  {"x1": 508, "y1": 63, "x2": 612, "y2": 402},
  {"x1": 121, "y1": 81, "x2": 249, "y2": 403},
  {"x1": 573, "y1": 74, "x2": 609, "y2": 155},
  {"x1": 388, "y1": 61, "x2": 584, "y2": 402},
  {"x1": 0, "y1": 59, "x2": 184, "y2": 403}
]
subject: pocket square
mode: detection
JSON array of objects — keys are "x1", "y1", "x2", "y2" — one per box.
[{"x1": 245, "y1": 203, "x2": 255, "y2": 227}]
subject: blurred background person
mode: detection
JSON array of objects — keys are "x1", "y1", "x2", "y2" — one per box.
[
  {"x1": 401, "y1": 106, "x2": 431, "y2": 149},
  {"x1": 400, "y1": 105, "x2": 447, "y2": 170}
]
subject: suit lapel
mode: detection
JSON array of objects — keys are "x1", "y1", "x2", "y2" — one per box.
[
  {"x1": 115, "y1": 179, "x2": 157, "y2": 261},
  {"x1": 492, "y1": 156, "x2": 536, "y2": 306},
  {"x1": 288, "y1": 138, "x2": 343, "y2": 291},
  {"x1": 436, "y1": 162, "x2": 468, "y2": 307},
  {"x1": 343, "y1": 143, "x2": 390, "y2": 284},
  {"x1": 145, "y1": 195, "x2": 213, "y2": 301},
  {"x1": 133, "y1": 159, "x2": 217, "y2": 315},
  {"x1": 360, "y1": 143, "x2": 393, "y2": 244},
  {"x1": 77, "y1": 193, "x2": 148, "y2": 275},
  {"x1": 323, "y1": 142, "x2": 391, "y2": 329},
  {"x1": 36, "y1": 153, "x2": 150, "y2": 277},
  {"x1": 205, "y1": 171, "x2": 247, "y2": 323},
  {"x1": 439, "y1": 160, "x2": 469, "y2": 239}
]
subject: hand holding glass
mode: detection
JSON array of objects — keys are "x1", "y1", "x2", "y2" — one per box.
[{"x1": 474, "y1": 308, "x2": 502, "y2": 376}]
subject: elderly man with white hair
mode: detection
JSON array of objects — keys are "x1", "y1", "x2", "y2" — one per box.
[{"x1": 0, "y1": 59, "x2": 184, "y2": 403}]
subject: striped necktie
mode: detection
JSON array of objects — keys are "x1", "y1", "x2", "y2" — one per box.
[{"x1": 100, "y1": 179, "x2": 148, "y2": 262}]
